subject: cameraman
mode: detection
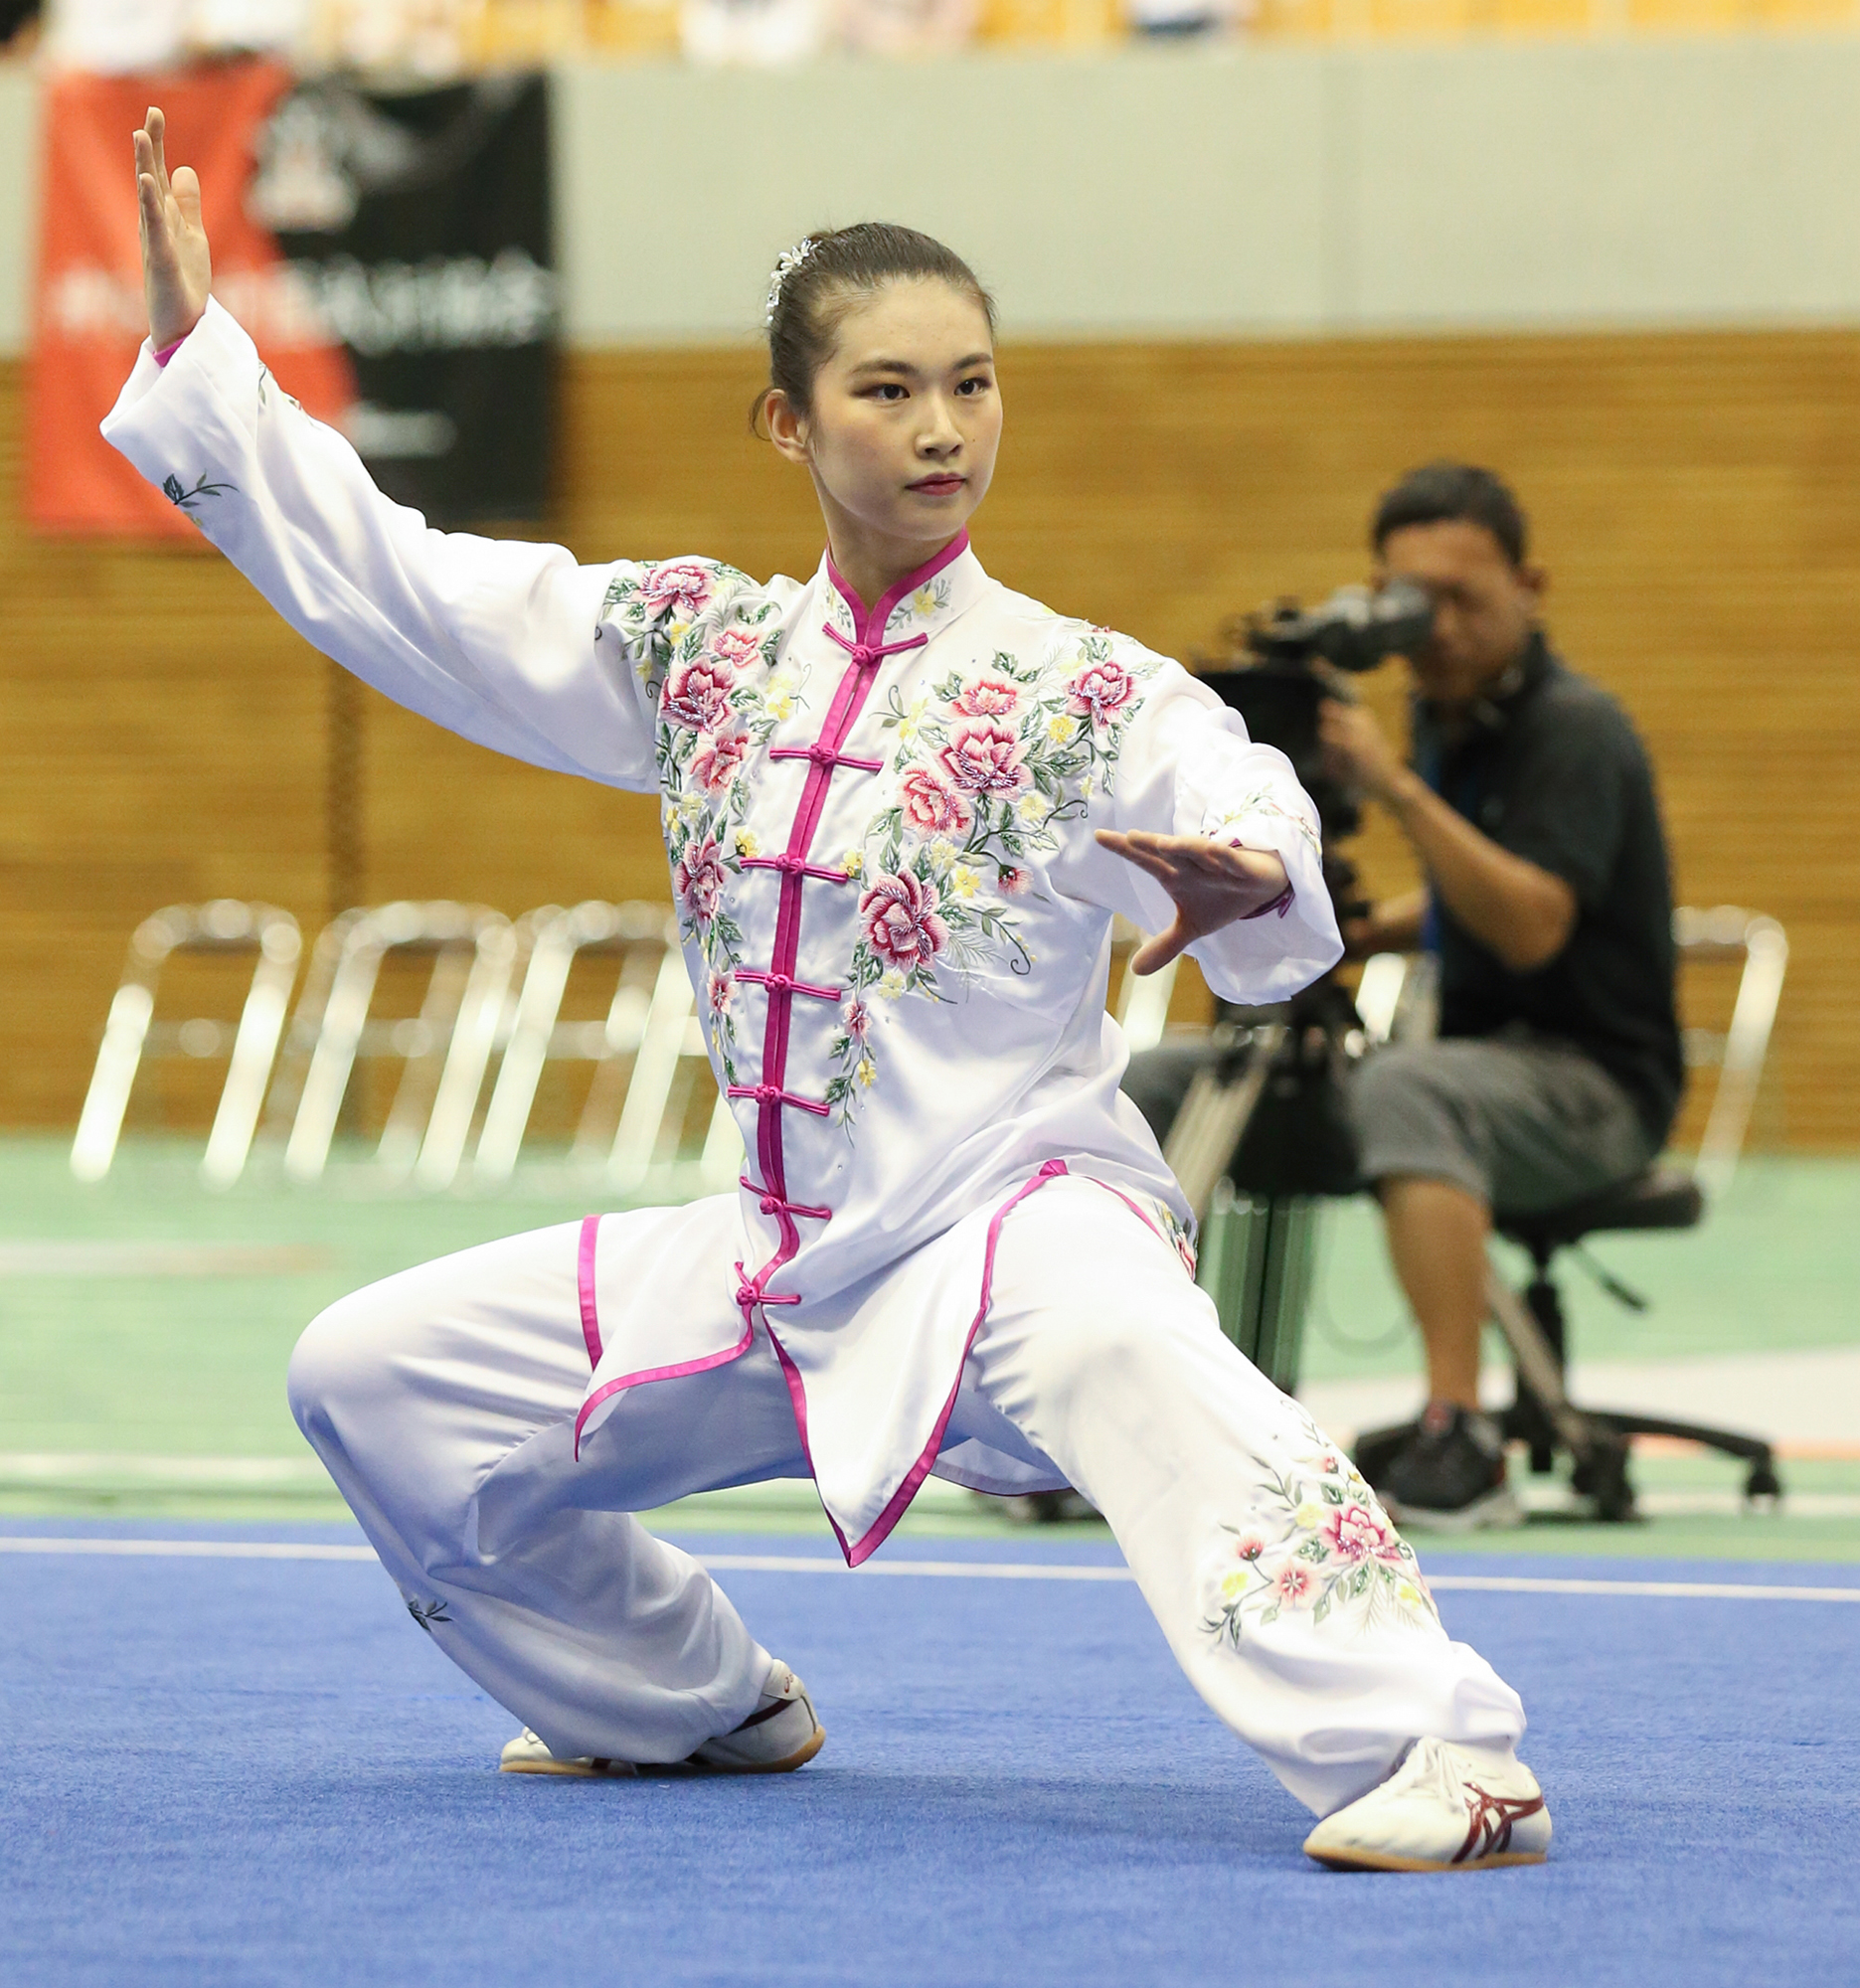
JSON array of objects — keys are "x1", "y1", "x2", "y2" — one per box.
[{"x1": 1323, "y1": 463, "x2": 1682, "y2": 1528}]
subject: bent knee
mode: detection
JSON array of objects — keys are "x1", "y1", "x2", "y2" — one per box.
[
  {"x1": 1028, "y1": 1289, "x2": 1224, "y2": 1413},
  {"x1": 286, "y1": 1287, "x2": 407, "y2": 1437}
]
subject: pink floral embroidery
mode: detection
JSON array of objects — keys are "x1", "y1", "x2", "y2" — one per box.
[
  {"x1": 1070, "y1": 659, "x2": 1135, "y2": 728},
  {"x1": 674, "y1": 834, "x2": 727, "y2": 925},
  {"x1": 952, "y1": 677, "x2": 1019, "y2": 718},
  {"x1": 709, "y1": 625, "x2": 764, "y2": 670},
  {"x1": 1205, "y1": 1411, "x2": 1438, "y2": 1648},
  {"x1": 1272, "y1": 1563, "x2": 1318, "y2": 1608},
  {"x1": 996, "y1": 864, "x2": 1029, "y2": 898},
  {"x1": 662, "y1": 658, "x2": 734, "y2": 734},
  {"x1": 1322, "y1": 1504, "x2": 1407, "y2": 1567},
  {"x1": 708, "y1": 969, "x2": 734, "y2": 1015},
  {"x1": 940, "y1": 721, "x2": 1028, "y2": 797},
  {"x1": 860, "y1": 871, "x2": 949, "y2": 971},
  {"x1": 899, "y1": 769, "x2": 970, "y2": 837},
  {"x1": 641, "y1": 561, "x2": 713, "y2": 622},
  {"x1": 841, "y1": 996, "x2": 870, "y2": 1044},
  {"x1": 691, "y1": 722, "x2": 749, "y2": 794}
]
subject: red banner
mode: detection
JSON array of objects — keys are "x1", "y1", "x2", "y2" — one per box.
[{"x1": 28, "y1": 62, "x2": 354, "y2": 539}]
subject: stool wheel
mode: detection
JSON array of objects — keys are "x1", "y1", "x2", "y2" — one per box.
[
  {"x1": 1576, "y1": 1436, "x2": 1636, "y2": 1523},
  {"x1": 1745, "y1": 1463, "x2": 1783, "y2": 1509}
]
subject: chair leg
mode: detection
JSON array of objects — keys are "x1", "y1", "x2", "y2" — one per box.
[
  {"x1": 1501, "y1": 1271, "x2": 1567, "y2": 1475},
  {"x1": 1581, "y1": 1410, "x2": 1782, "y2": 1506},
  {"x1": 1483, "y1": 1263, "x2": 1638, "y2": 1522}
]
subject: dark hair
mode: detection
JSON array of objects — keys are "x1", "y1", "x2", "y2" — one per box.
[
  {"x1": 1372, "y1": 461, "x2": 1530, "y2": 568},
  {"x1": 760, "y1": 223, "x2": 997, "y2": 421}
]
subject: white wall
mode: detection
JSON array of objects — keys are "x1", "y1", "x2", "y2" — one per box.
[{"x1": 4, "y1": 36, "x2": 1858, "y2": 353}]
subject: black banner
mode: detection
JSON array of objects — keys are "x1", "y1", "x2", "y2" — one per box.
[{"x1": 252, "y1": 74, "x2": 558, "y2": 526}]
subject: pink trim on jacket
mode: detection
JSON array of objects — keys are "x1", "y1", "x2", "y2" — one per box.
[
  {"x1": 572, "y1": 533, "x2": 987, "y2": 1477},
  {"x1": 572, "y1": 1314, "x2": 758, "y2": 1459},
  {"x1": 153, "y1": 334, "x2": 188, "y2": 367},
  {"x1": 1083, "y1": 1180, "x2": 1168, "y2": 1243},
  {"x1": 765, "y1": 1160, "x2": 1190, "y2": 1568},
  {"x1": 828, "y1": 1157, "x2": 1070, "y2": 1568},
  {"x1": 577, "y1": 1215, "x2": 603, "y2": 1368},
  {"x1": 728, "y1": 534, "x2": 970, "y2": 1337}
]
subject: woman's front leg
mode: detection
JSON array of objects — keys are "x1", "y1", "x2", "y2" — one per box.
[
  {"x1": 960, "y1": 1178, "x2": 1528, "y2": 1818},
  {"x1": 286, "y1": 1215, "x2": 797, "y2": 1765}
]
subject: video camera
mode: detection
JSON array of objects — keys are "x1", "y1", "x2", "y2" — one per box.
[
  {"x1": 1198, "y1": 580, "x2": 1433, "y2": 850},
  {"x1": 1177, "y1": 580, "x2": 1434, "y2": 1204}
]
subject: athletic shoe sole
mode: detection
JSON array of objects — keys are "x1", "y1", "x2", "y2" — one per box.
[
  {"x1": 1303, "y1": 1841, "x2": 1548, "y2": 1874},
  {"x1": 500, "y1": 1753, "x2": 637, "y2": 1778},
  {"x1": 499, "y1": 1724, "x2": 826, "y2": 1779}
]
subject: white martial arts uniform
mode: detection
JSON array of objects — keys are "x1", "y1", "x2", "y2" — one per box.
[{"x1": 104, "y1": 302, "x2": 1527, "y2": 1815}]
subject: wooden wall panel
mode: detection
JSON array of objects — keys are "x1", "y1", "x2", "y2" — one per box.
[{"x1": 2, "y1": 327, "x2": 1855, "y2": 1145}]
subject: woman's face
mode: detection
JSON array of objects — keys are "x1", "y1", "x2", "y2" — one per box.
[{"x1": 767, "y1": 277, "x2": 1001, "y2": 574}]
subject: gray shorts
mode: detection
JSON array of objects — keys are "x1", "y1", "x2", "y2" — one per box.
[{"x1": 1348, "y1": 1029, "x2": 1655, "y2": 1217}]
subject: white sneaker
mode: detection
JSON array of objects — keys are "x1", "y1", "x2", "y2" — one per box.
[
  {"x1": 1301, "y1": 1738, "x2": 1552, "y2": 1872},
  {"x1": 689, "y1": 1661, "x2": 825, "y2": 1773},
  {"x1": 498, "y1": 1661, "x2": 825, "y2": 1778}
]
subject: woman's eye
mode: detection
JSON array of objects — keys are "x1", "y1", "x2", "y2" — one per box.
[
  {"x1": 867, "y1": 383, "x2": 908, "y2": 402},
  {"x1": 957, "y1": 376, "x2": 992, "y2": 396}
]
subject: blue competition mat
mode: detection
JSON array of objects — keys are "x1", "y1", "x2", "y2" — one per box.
[{"x1": 3, "y1": 1520, "x2": 1856, "y2": 1986}]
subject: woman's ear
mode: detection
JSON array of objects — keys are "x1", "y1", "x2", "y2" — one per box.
[{"x1": 763, "y1": 389, "x2": 811, "y2": 466}]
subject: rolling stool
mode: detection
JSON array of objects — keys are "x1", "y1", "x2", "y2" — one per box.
[
  {"x1": 1355, "y1": 1168, "x2": 1784, "y2": 1521},
  {"x1": 1354, "y1": 907, "x2": 1788, "y2": 1522},
  {"x1": 1493, "y1": 1166, "x2": 1781, "y2": 1517}
]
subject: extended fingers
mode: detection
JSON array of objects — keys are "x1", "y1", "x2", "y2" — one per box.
[
  {"x1": 171, "y1": 164, "x2": 203, "y2": 226},
  {"x1": 1094, "y1": 828, "x2": 1181, "y2": 885},
  {"x1": 145, "y1": 106, "x2": 171, "y2": 198}
]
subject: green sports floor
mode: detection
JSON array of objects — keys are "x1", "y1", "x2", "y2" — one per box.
[{"x1": 2, "y1": 1136, "x2": 1855, "y2": 1561}]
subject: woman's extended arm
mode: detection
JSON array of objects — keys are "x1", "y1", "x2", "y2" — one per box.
[
  {"x1": 108, "y1": 107, "x2": 658, "y2": 790},
  {"x1": 1084, "y1": 662, "x2": 1344, "y2": 1006}
]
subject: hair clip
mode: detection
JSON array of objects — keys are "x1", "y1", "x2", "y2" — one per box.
[{"x1": 764, "y1": 238, "x2": 818, "y2": 329}]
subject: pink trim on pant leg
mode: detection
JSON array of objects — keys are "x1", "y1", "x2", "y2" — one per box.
[{"x1": 576, "y1": 1215, "x2": 603, "y2": 1368}]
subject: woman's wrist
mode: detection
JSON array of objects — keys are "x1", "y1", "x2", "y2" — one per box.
[{"x1": 151, "y1": 305, "x2": 205, "y2": 366}]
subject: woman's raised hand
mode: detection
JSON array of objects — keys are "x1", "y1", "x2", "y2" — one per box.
[
  {"x1": 134, "y1": 106, "x2": 211, "y2": 351},
  {"x1": 1096, "y1": 829, "x2": 1291, "y2": 975}
]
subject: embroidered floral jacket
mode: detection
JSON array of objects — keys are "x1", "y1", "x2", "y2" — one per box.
[{"x1": 104, "y1": 301, "x2": 1343, "y2": 1558}]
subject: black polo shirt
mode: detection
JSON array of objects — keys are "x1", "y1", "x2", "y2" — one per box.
[{"x1": 1411, "y1": 633, "x2": 1684, "y2": 1147}]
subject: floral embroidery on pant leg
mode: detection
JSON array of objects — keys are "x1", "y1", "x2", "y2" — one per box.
[{"x1": 1204, "y1": 1409, "x2": 1439, "y2": 1643}]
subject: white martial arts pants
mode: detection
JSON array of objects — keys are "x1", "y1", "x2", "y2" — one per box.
[{"x1": 287, "y1": 1177, "x2": 1525, "y2": 1816}]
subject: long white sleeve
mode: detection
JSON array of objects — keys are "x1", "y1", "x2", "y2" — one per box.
[
  {"x1": 100, "y1": 301, "x2": 659, "y2": 790},
  {"x1": 1084, "y1": 660, "x2": 1343, "y2": 1005}
]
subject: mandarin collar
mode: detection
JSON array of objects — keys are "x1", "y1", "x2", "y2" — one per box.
[{"x1": 817, "y1": 532, "x2": 989, "y2": 650}]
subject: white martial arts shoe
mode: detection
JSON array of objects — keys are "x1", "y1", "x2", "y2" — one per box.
[
  {"x1": 1301, "y1": 1738, "x2": 1551, "y2": 1873},
  {"x1": 498, "y1": 1661, "x2": 826, "y2": 1778}
]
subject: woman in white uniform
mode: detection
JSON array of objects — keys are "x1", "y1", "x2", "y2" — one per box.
[{"x1": 115, "y1": 108, "x2": 1552, "y2": 1872}]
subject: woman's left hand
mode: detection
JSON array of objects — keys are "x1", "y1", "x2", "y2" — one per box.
[{"x1": 1095, "y1": 830, "x2": 1290, "y2": 975}]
